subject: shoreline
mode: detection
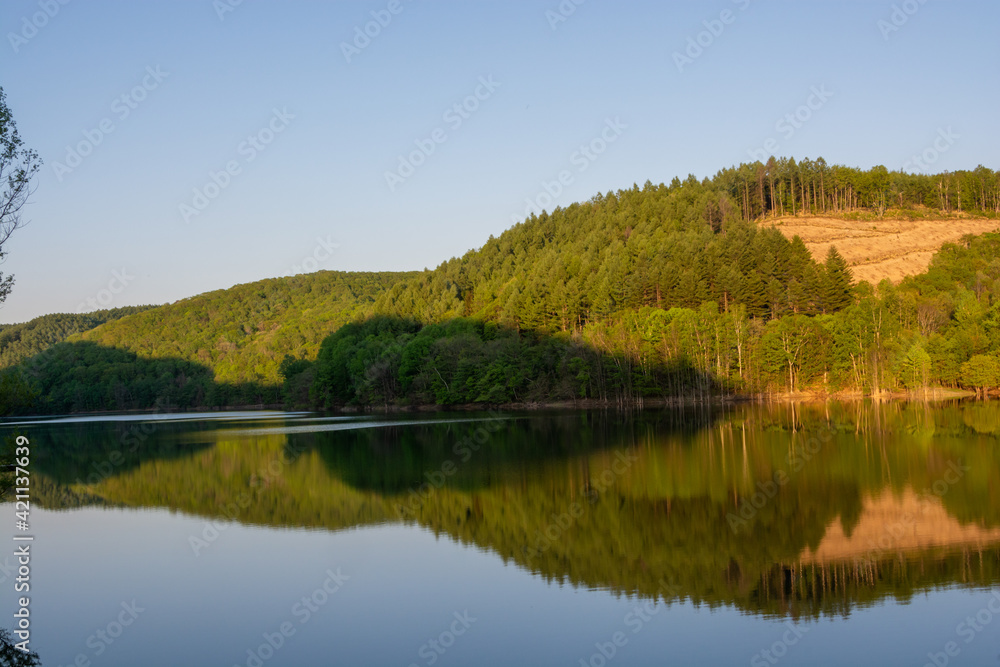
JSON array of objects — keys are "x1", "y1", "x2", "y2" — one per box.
[{"x1": 4, "y1": 388, "x2": 979, "y2": 419}]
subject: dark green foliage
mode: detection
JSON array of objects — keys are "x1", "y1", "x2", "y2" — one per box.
[
  {"x1": 0, "y1": 369, "x2": 35, "y2": 416},
  {"x1": 0, "y1": 306, "x2": 155, "y2": 370},
  {"x1": 311, "y1": 317, "x2": 605, "y2": 408},
  {"x1": 308, "y1": 227, "x2": 1000, "y2": 406},
  {"x1": 23, "y1": 342, "x2": 227, "y2": 412},
  {"x1": 5, "y1": 271, "x2": 415, "y2": 412},
  {"x1": 5, "y1": 271, "x2": 409, "y2": 413},
  {"x1": 822, "y1": 247, "x2": 853, "y2": 313},
  {"x1": 0, "y1": 627, "x2": 41, "y2": 666},
  {"x1": 373, "y1": 182, "x2": 829, "y2": 326},
  {"x1": 309, "y1": 311, "x2": 733, "y2": 408}
]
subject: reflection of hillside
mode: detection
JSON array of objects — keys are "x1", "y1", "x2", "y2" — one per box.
[
  {"x1": 403, "y1": 476, "x2": 1000, "y2": 619},
  {"x1": 800, "y1": 489, "x2": 1000, "y2": 564},
  {"x1": 82, "y1": 433, "x2": 395, "y2": 529},
  {"x1": 27, "y1": 418, "x2": 216, "y2": 485},
  {"x1": 23, "y1": 403, "x2": 1000, "y2": 618}
]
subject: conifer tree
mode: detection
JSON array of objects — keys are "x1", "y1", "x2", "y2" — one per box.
[{"x1": 822, "y1": 246, "x2": 853, "y2": 313}]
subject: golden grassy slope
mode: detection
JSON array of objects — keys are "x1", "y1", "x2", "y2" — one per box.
[{"x1": 763, "y1": 215, "x2": 1000, "y2": 284}]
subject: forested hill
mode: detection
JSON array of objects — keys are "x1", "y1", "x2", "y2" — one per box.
[
  {"x1": 72, "y1": 271, "x2": 412, "y2": 387},
  {"x1": 0, "y1": 307, "x2": 155, "y2": 370},
  {"x1": 305, "y1": 162, "x2": 1000, "y2": 409},
  {"x1": 8, "y1": 271, "x2": 411, "y2": 413},
  {"x1": 374, "y1": 182, "x2": 846, "y2": 327},
  {"x1": 373, "y1": 162, "x2": 999, "y2": 328}
]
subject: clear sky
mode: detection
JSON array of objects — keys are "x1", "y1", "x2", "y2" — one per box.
[{"x1": 0, "y1": 0, "x2": 997, "y2": 324}]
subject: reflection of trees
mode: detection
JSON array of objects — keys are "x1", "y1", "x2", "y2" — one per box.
[
  {"x1": 26, "y1": 418, "x2": 214, "y2": 487},
  {"x1": 16, "y1": 402, "x2": 1000, "y2": 617}
]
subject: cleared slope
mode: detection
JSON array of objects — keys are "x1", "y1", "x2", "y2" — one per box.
[{"x1": 764, "y1": 215, "x2": 999, "y2": 284}]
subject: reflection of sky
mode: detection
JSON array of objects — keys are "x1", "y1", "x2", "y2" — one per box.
[
  {"x1": 3, "y1": 505, "x2": 997, "y2": 667},
  {"x1": 0, "y1": 411, "x2": 306, "y2": 427}
]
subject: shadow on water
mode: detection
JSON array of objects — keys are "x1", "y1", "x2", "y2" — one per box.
[{"x1": 310, "y1": 407, "x2": 725, "y2": 494}]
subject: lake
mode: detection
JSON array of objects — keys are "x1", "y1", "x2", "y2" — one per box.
[{"x1": 3, "y1": 402, "x2": 999, "y2": 666}]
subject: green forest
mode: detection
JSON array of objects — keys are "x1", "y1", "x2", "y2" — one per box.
[
  {"x1": 4, "y1": 159, "x2": 1000, "y2": 413},
  {"x1": 4, "y1": 271, "x2": 409, "y2": 412},
  {"x1": 0, "y1": 306, "x2": 154, "y2": 370}
]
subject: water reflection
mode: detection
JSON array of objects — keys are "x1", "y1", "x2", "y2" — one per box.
[{"x1": 13, "y1": 401, "x2": 1000, "y2": 619}]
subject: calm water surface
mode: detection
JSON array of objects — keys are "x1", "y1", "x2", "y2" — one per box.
[{"x1": 3, "y1": 403, "x2": 999, "y2": 666}]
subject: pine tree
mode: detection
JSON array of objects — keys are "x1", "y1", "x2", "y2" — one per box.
[
  {"x1": 822, "y1": 246, "x2": 853, "y2": 313},
  {"x1": 740, "y1": 271, "x2": 768, "y2": 317}
]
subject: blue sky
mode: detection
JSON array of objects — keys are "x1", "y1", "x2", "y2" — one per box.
[{"x1": 0, "y1": 0, "x2": 997, "y2": 323}]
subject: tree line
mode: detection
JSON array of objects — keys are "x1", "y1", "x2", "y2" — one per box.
[{"x1": 717, "y1": 158, "x2": 1000, "y2": 221}]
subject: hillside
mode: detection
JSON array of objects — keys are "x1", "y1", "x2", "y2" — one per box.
[
  {"x1": 8, "y1": 271, "x2": 412, "y2": 413},
  {"x1": 373, "y1": 182, "x2": 843, "y2": 327},
  {"x1": 0, "y1": 306, "x2": 156, "y2": 369},
  {"x1": 764, "y1": 214, "x2": 1000, "y2": 284},
  {"x1": 72, "y1": 270, "x2": 412, "y2": 387},
  {"x1": 9, "y1": 158, "x2": 1000, "y2": 413},
  {"x1": 373, "y1": 160, "x2": 1000, "y2": 327}
]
